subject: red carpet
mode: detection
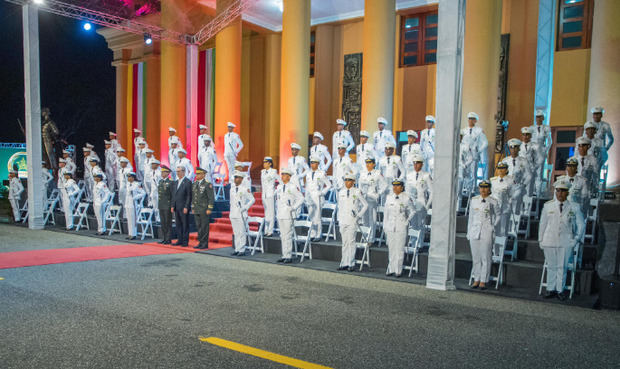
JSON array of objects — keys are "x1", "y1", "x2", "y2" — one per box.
[{"x1": 0, "y1": 244, "x2": 194, "y2": 270}]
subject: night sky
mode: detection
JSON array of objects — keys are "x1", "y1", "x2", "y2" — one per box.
[{"x1": 0, "y1": 1, "x2": 115, "y2": 160}]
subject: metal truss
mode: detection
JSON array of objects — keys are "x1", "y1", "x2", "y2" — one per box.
[
  {"x1": 5, "y1": 0, "x2": 257, "y2": 45},
  {"x1": 0, "y1": 143, "x2": 27, "y2": 149}
]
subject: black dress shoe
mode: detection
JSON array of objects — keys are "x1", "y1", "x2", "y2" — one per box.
[
  {"x1": 237, "y1": 252, "x2": 245, "y2": 257},
  {"x1": 348, "y1": 266, "x2": 355, "y2": 272},
  {"x1": 470, "y1": 284, "x2": 479, "y2": 289},
  {"x1": 163, "y1": 240, "x2": 171, "y2": 245},
  {"x1": 193, "y1": 245, "x2": 202, "y2": 249},
  {"x1": 180, "y1": 244, "x2": 188, "y2": 247},
  {"x1": 129, "y1": 236, "x2": 137, "y2": 240},
  {"x1": 231, "y1": 251, "x2": 239, "y2": 256},
  {"x1": 557, "y1": 292, "x2": 567, "y2": 301},
  {"x1": 544, "y1": 291, "x2": 558, "y2": 299},
  {"x1": 277, "y1": 258, "x2": 285, "y2": 263},
  {"x1": 283, "y1": 259, "x2": 292, "y2": 264},
  {"x1": 386, "y1": 273, "x2": 394, "y2": 277},
  {"x1": 173, "y1": 242, "x2": 183, "y2": 246},
  {"x1": 337, "y1": 266, "x2": 347, "y2": 271},
  {"x1": 395, "y1": 274, "x2": 402, "y2": 278},
  {"x1": 158, "y1": 240, "x2": 165, "y2": 244},
  {"x1": 479, "y1": 285, "x2": 487, "y2": 291}
]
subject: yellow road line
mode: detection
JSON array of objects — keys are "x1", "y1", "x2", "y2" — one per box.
[
  {"x1": 199, "y1": 336, "x2": 333, "y2": 369},
  {"x1": 0, "y1": 277, "x2": 4, "y2": 280}
]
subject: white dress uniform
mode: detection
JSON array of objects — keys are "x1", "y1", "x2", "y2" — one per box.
[
  {"x1": 109, "y1": 136, "x2": 120, "y2": 152},
  {"x1": 337, "y1": 186, "x2": 368, "y2": 269},
  {"x1": 224, "y1": 129, "x2": 244, "y2": 181},
  {"x1": 358, "y1": 168, "x2": 387, "y2": 239},
  {"x1": 304, "y1": 169, "x2": 331, "y2": 239},
  {"x1": 105, "y1": 147, "x2": 117, "y2": 192},
  {"x1": 198, "y1": 146, "x2": 217, "y2": 183},
  {"x1": 198, "y1": 132, "x2": 210, "y2": 155},
  {"x1": 519, "y1": 138, "x2": 540, "y2": 196},
  {"x1": 490, "y1": 175, "x2": 514, "y2": 236},
  {"x1": 276, "y1": 180, "x2": 304, "y2": 260},
  {"x1": 530, "y1": 123, "x2": 552, "y2": 193},
  {"x1": 538, "y1": 197, "x2": 585, "y2": 293},
  {"x1": 142, "y1": 155, "x2": 155, "y2": 196},
  {"x1": 569, "y1": 152, "x2": 598, "y2": 193},
  {"x1": 8, "y1": 176, "x2": 24, "y2": 222},
  {"x1": 500, "y1": 154, "x2": 532, "y2": 215},
  {"x1": 229, "y1": 182, "x2": 255, "y2": 253},
  {"x1": 355, "y1": 142, "x2": 373, "y2": 169},
  {"x1": 420, "y1": 127, "x2": 436, "y2": 174},
  {"x1": 83, "y1": 153, "x2": 94, "y2": 201},
  {"x1": 134, "y1": 147, "x2": 147, "y2": 181},
  {"x1": 584, "y1": 119, "x2": 614, "y2": 152},
  {"x1": 57, "y1": 165, "x2": 67, "y2": 207},
  {"x1": 401, "y1": 142, "x2": 422, "y2": 174},
  {"x1": 177, "y1": 156, "x2": 195, "y2": 181},
  {"x1": 117, "y1": 163, "x2": 132, "y2": 207},
  {"x1": 558, "y1": 174, "x2": 589, "y2": 214},
  {"x1": 467, "y1": 194, "x2": 500, "y2": 284},
  {"x1": 332, "y1": 154, "x2": 356, "y2": 190},
  {"x1": 586, "y1": 135, "x2": 606, "y2": 171},
  {"x1": 93, "y1": 180, "x2": 112, "y2": 233},
  {"x1": 332, "y1": 129, "x2": 355, "y2": 158},
  {"x1": 405, "y1": 169, "x2": 433, "y2": 230},
  {"x1": 459, "y1": 125, "x2": 488, "y2": 192},
  {"x1": 288, "y1": 154, "x2": 309, "y2": 191},
  {"x1": 372, "y1": 129, "x2": 396, "y2": 160},
  {"x1": 168, "y1": 133, "x2": 182, "y2": 149},
  {"x1": 309, "y1": 143, "x2": 332, "y2": 172},
  {"x1": 63, "y1": 178, "x2": 80, "y2": 229},
  {"x1": 261, "y1": 167, "x2": 279, "y2": 235},
  {"x1": 168, "y1": 145, "x2": 180, "y2": 180},
  {"x1": 148, "y1": 167, "x2": 162, "y2": 211},
  {"x1": 124, "y1": 181, "x2": 145, "y2": 237},
  {"x1": 383, "y1": 191, "x2": 415, "y2": 276},
  {"x1": 378, "y1": 154, "x2": 405, "y2": 185},
  {"x1": 64, "y1": 157, "x2": 77, "y2": 176}
]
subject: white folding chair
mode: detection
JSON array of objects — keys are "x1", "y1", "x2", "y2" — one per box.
[
  {"x1": 469, "y1": 236, "x2": 507, "y2": 289},
  {"x1": 539, "y1": 242, "x2": 580, "y2": 299},
  {"x1": 354, "y1": 225, "x2": 372, "y2": 271},
  {"x1": 43, "y1": 191, "x2": 60, "y2": 226},
  {"x1": 293, "y1": 220, "x2": 312, "y2": 262},
  {"x1": 211, "y1": 162, "x2": 226, "y2": 200},
  {"x1": 19, "y1": 200, "x2": 29, "y2": 224},
  {"x1": 74, "y1": 202, "x2": 90, "y2": 231},
  {"x1": 321, "y1": 203, "x2": 337, "y2": 242},
  {"x1": 374, "y1": 206, "x2": 386, "y2": 246},
  {"x1": 137, "y1": 208, "x2": 154, "y2": 240},
  {"x1": 457, "y1": 189, "x2": 473, "y2": 215},
  {"x1": 518, "y1": 195, "x2": 533, "y2": 238},
  {"x1": 583, "y1": 198, "x2": 599, "y2": 244},
  {"x1": 247, "y1": 216, "x2": 265, "y2": 255},
  {"x1": 403, "y1": 229, "x2": 422, "y2": 277},
  {"x1": 504, "y1": 214, "x2": 519, "y2": 261},
  {"x1": 106, "y1": 205, "x2": 123, "y2": 235}
]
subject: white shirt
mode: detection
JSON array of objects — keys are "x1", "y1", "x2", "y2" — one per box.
[
  {"x1": 585, "y1": 120, "x2": 614, "y2": 151},
  {"x1": 373, "y1": 129, "x2": 396, "y2": 159},
  {"x1": 355, "y1": 142, "x2": 373, "y2": 168},
  {"x1": 538, "y1": 199, "x2": 585, "y2": 248},
  {"x1": 358, "y1": 169, "x2": 387, "y2": 203},
  {"x1": 383, "y1": 192, "x2": 415, "y2": 232},
  {"x1": 332, "y1": 130, "x2": 355, "y2": 157},
  {"x1": 261, "y1": 168, "x2": 279, "y2": 197},
  {"x1": 229, "y1": 183, "x2": 254, "y2": 219},
  {"x1": 460, "y1": 126, "x2": 488, "y2": 163},
  {"x1": 125, "y1": 182, "x2": 145, "y2": 208},
  {"x1": 337, "y1": 187, "x2": 368, "y2": 226},
  {"x1": 420, "y1": 128, "x2": 436, "y2": 159},
  {"x1": 198, "y1": 146, "x2": 217, "y2": 181},
  {"x1": 401, "y1": 143, "x2": 422, "y2": 172},
  {"x1": 332, "y1": 155, "x2": 356, "y2": 189},
  {"x1": 500, "y1": 156, "x2": 532, "y2": 187},
  {"x1": 529, "y1": 123, "x2": 552, "y2": 153},
  {"x1": 275, "y1": 182, "x2": 304, "y2": 220},
  {"x1": 305, "y1": 169, "x2": 331, "y2": 196},
  {"x1": 9, "y1": 177, "x2": 24, "y2": 200},
  {"x1": 288, "y1": 155, "x2": 309, "y2": 180},
  {"x1": 309, "y1": 144, "x2": 332, "y2": 171},
  {"x1": 93, "y1": 181, "x2": 111, "y2": 205},
  {"x1": 177, "y1": 157, "x2": 195, "y2": 181},
  {"x1": 490, "y1": 175, "x2": 515, "y2": 211},
  {"x1": 405, "y1": 170, "x2": 433, "y2": 208},
  {"x1": 467, "y1": 195, "x2": 499, "y2": 240},
  {"x1": 224, "y1": 131, "x2": 244, "y2": 156},
  {"x1": 378, "y1": 155, "x2": 405, "y2": 182}
]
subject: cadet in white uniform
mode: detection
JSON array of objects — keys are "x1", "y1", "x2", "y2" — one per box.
[
  {"x1": 197, "y1": 124, "x2": 210, "y2": 156},
  {"x1": 355, "y1": 130, "x2": 373, "y2": 170},
  {"x1": 229, "y1": 170, "x2": 255, "y2": 256},
  {"x1": 198, "y1": 135, "x2": 217, "y2": 183},
  {"x1": 133, "y1": 128, "x2": 143, "y2": 152},
  {"x1": 332, "y1": 144, "x2": 356, "y2": 191},
  {"x1": 405, "y1": 155, "x2": 433, "y2": 231},
  {"x1": 309, "y1": 132, "x2": 332, "y2": 172},
  {"x1": 276, "y1": 168, "x2": 304, "y2": 263},
  {"x1": 124, "y1": 172, "x2": 145, "y2": 240},
  {"x1": 142, "y1": 148, "x2": 155, "y2": 196},
  {"x1": 104, "y1": 140, "x2": 117, "y2": 192},
  {"x1": 337, "y1": 174, "x2": 368, "y2": 271},
  {"x1": 133, "y1": 139, "x2": 147, "y2": 181},
  {"x1": 117, "y1": 157, "x2": 132, "y2": 207},
  {"x1": 234, "y1": 162, "x2": 252, "y2": 189},
  {"x1": 224, "y1": 122, "x2": 244, "y2": 182},
  {"x1": 490, "y1": 163, "x2": 514, "y2": 237},
  {"x1": 148, "y1": 160, "x2": 162, "y2": 212},
  {"x1": 167, "y1": 127, "x2": 182, "y2": 149},
  {"x1": 62, "y1": 150, "x2": 77, "y2": 175},
  {"x1": 459, "y1": 112, "x2": 488, "y2": 194},
  {"x1": 558, "y1": 158, "x2": 589, "y2": 214},
  {"x1": 530, "y1": 109, "x2": 552, "y2": 195},
  {"x1": 583, "y1": 121, "x2": 606, "y2": 175},
  {"x1": 93, "y1": 173, "x2": 112, "y2": 235},
  {"x1": 373, "y1": 117, "x2": 396, "y2": 160},
  {"x1": 175, "y1": 149, "x2": 194, "y2": 182},
  {"x1": 57, "y1": 159, "x2": 67, "y2": 207},
  {"x1": 108, "y1": 132, "x2": 120, "y2": 152},
  {"x1": 401, "y1": 130, "x2": 421, "y2": 175},
  {"x1": 378, "y1": 142, "x2": 405, "y2": 185},
  {"x1": 8, "y1": 170, "x2": 24, "y2": 222},
  {"x1": 538, "y1": 179, "x2": 585, "y2": 300},
  {"x1": 42, "y1": 161, "x2": 53, "y2": 196},
  {"x1": 467, "y1": 180, "x2": 499, "y2": 289},
  {"x1": 168, "y1": 139, "x2": 181, "y2": 180},
  {"x1": 288, "y1": 143, "x2": 309, "y2": 192},
  {"x1": 261, "y1": 157, "x2": 279, "y2": 236},
  {"x1": 305, "y1": 156, "x2": 331, "y2": 241},
  {"x1": 419, "y1": 115, "x2": 436, "y2": 175},
  {"x1": 332, "y1": 119, "x2": 355, "y2": 158},
  {"x1": 62, "y1": 170, "x2": 80, "y2": 230},
  {"x1": 500, "y1": 138, "x2": 531, "y2": 216},
  {"x1": 519, "y1": 127, "x2": 540, "y2": 196},
  {"x1": 570, "y1": 137, "x2": 599, "y2": 194},
  {"x1": 358, "y1": 157, "x2": 387, "y2": 241},
  {"x1": 383, "y1": 180, "x2": 415, "y2": 277},
  {"x1": 82, "y1": 147, "x2": 94, "y2": 201},
  {"x1": 585, "y1": 106, "x2": 614, "y2": 157}
]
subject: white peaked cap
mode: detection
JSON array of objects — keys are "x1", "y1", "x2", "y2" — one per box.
[
  {"x1": 233, "y1": 170, "x2": 245, "y2": 177},
  {"x1": 82, "y1": 147, "x2": 91, "y2": 152},
  {"x1": 590, "y1": 106, "x2": 604, "y2": 114},
  {"x1": 337, "y1": 144, "x2": 347, "y2": 149},
  {"x1": 377, "y1": 117, "x2": 388, "y2": 125},
  {"x1": 521, "y1": 127, "x2": 532, "y2": 134},
  {"x1": 227, "y1": 122, "x2": 236, "y2": 128},
  {"x1": 425, "y1": 115, "x2": 436, "y2": 123},
  {"x1": 309, "y1": 155, "x2": 321, "y2": 163},
  {"x1": 59, "y1": 158, "x2": 66, "y2": 163},
  {"x1": 344, "y1": 173, "x2": 356, "y2": 181},
  {"x1": 176, "y1": 165, "x2": 186, "y2": 171},
  {"x1": 384, "y1": 142, "x2": 395, "y2": 149},
  {"x1": 62, "y1": 150, "x2": 70, "y2": 154},
  {"x1": 467, "y1": 112, "x2": 479, "y2": 120},
  {"x1": 120, "y1": 157, "x2": 129, "y2": 163},
  {"x1": 177, "y1": 148, "x2": 187, "y2": 154},
  {"x1": 584, "y1": 121, "x2": 597, "y2": 129},
  {"x1": 203, "y1": 135, "x2": 212, "y2": 141},
  {"x1": 406, "y1": 130, "x2": 418, "y2": 138},
  {"x1": 554, "y1": 179, "x2": 571, "y2": 190},
  {"x1": 313, "y1": 132, "x2": 324, "y2": 140},
  {"x1": 137, "y1": 139, "x2": 146, "y2": 145},
  {"x1": 336, "y1": 119, "x2": 347, "y2": 126},
  {"x1": 88, "y1": 157, "x2": 98, "y2": 162},
  {"x1": 281, "y1": 168, "x2": 293, "y2": 176},
  {"x1": 133, "y1": 128, "x2": 142, "y2": 133},
  {"x1": 234, "y1": 161, "x2": 244, "y2": 167},
  {"x1": 151, "y1": 159, "x2": 160, "y2": 165},
  {"x1": 168, "y1": 127, "x2": 176, "y2": 132},
  {"x1": 109, "y1": 131, "x2": 116, "y2": 136},
  {"x1": 507, "y1": 138, "x2": 522, "y2": 147},
  {"x1": 145, "y1": 148, "x2": 154, "y2": 153},
  {"x1": 86, "y1": 143, "x2": 94, "y2": 149},
  {"x1": 576, "y1": 137, "x2": 591, "y2": 145},
  {"x1": 116, "y1": 147, "x2": 126, "y2": 152},
  {"x1": 104, "y1": 140, "x2": 111, "y2": 144},
  {"x1": 291, "y1": 143, "x2": 301, "y2": 150},
  {"x1": 412, "y1": 154, "x2": 424, "y2": 162},
  {"x1": 535, "y1": 109, "x2": 545, "y2": 117},
  {"x1": 199, "y1": 124, "x2": 207, "y2": 130},
  {"x1": 360, "y1": 130, "x2": 370, "y2": 137}
]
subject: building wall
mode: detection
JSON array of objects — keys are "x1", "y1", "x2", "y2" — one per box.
[{"x1": 550, "y1": 49, "x2": 591, "y2": 126}]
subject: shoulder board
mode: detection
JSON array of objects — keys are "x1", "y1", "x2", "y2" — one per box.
[
  {"x1": 490, "y1": 176, "x2": 498, "y2": 180},
  {"x1": 545, "y1": 200, "x2": 554, "y2": 205},
  {"x1": 472, "y1": 195, "x2": 481, "y2": 199}
]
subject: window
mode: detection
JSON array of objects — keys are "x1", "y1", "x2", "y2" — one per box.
[
  {"x1": 399, "y1": 9, "x2": 438, "y2": 67},
  {"x1": 557, "y1": 0, "x2": 593, "y2": 51},
  {"x1": 310, "y1": 31, "x2": 316, "y2": 77}
]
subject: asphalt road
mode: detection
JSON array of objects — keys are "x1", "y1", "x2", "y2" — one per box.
[{"x1": 1, "y1": 224, "x2": 619, "y2": 369}]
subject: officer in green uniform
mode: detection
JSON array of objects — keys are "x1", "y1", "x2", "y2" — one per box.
[
  {"x1": 192, "y1": 167, "x2": 215, "y2": 249},
  {"x1": 157, "y1": 165, "x2": 174, "y2": 244}
]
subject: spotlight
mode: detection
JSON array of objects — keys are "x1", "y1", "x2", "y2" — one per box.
[
  {"x1": 33, "y1": 0, "x2": 44, "y2": 4},
  {"x1": 83, "y1": 22, "x2": 92, "y2": 31},
  {"x1": 144, "y1": 33, "x2": 152, "y2": 45}
]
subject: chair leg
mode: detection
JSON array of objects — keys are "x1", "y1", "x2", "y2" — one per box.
[{"x1": 538, "y1": 263, "x2": 547, "y2": 295}]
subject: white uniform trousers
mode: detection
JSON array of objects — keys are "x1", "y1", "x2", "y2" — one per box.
[
  {"x1": 149, "y1": 191, "x2": 160, "y2": 222},
  {"x1": 460, "y1": 160, "x2": 478, "y2": 194},
  {"x1": 93, "y1": 203, "x2": 106, "y2": 233},
  {"x1": 62, "y1": 195, "x2": 74, "y2": 229},
  {"x1": 306, "y1": 191, "x2": 323, "y2": 238},
  {"x1": 125, "y1": 204, "x2": 138, "y2": 236},
  {"x1": 9, "y1": 198, "x2": 20, "y2": 221},
  {"x1": 230, "y1": 217, "x2": 247, "y2": 253},
  {"x1": 224, "y1": 153, "x2": 236, "y2": 182},
  {"x1": 543, "y1": 246, "x2": 573, "y2": 292},
  {"x1": 469, "y1": 224, "x2": 493, "y2": 283},
  {"x1": 497, "y1": 208, "x2": 511, "y2": 237},
  {"x1": 278, "y1": 218, "x2": 294, "y2": 259},
  {"x1": 85, "y1": 177, "x2": 93, "y2": 201},
  {"x1": 262, "y1": 193, "x2": 275, "y2": 235},
  {"x1": 386, "y1": 230, "x2": 407, "y2": 275},
  {"x1": 339, "y1": 224, "x2": 357, "y2": 268},
  {"x1": 363, "y1": 199, "x2": 378, "y2": 240}
]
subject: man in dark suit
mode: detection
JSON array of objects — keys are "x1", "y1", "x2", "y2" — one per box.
[{"x1": 171, "y1": 165, "x2": 192, "y2": 246}]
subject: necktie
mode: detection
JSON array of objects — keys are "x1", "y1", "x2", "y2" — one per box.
[
  {"x1": 395, "y1": 196, "x2": 399, "y2": 199},
  {"x1": 361, "y1": 145, "x2": 364, "y2": 152},
  {"x1": 416, "y1": 172, "x2": 419, "y2": 180},
  {"x1": 388, "y1": 157, "x2": 390, "y2": 164},
  {"x1": 500, "y1": 178, "x2": 503, "y2": 182},
  {"x1": 409, "y1": 144, "x2": 411, "y2": 152},
  {"x1": 312, "y1": 172, "x2": 315, "y2": 180},
  {"x1": 581, "y1": 158, "x2": 584, "y2": 167},
  {"x1": 469, "y1": 128, "x2": 472, "y2": 135},
  {"x1": 538, "y1": 126, "x2": 541, "y2": 133},
  {"x1": 482, "y1": 199, "x2": 486, "y2": 203},
  {"x1": 339, "y1": 132, "x2": 341, "y2": 138},
  {"x1": 347, "y1": 189, "x2": 350, "y2": 198},
  {"x1": 367, "y1": 172, "x2": 371, "y2": 176},
  {"x1": 236, "y1": 187, "x2": 238, "y2": 193},
  {"x1": 283, "y1": 184, "x2": 286, "y2": 192},
  {"x1": 525, "y1": 144, "x2": 528, "y2": 150},
  {"x1": 560, "y1": 202, "x2": 563, "y2": 213},
  {"x1": 380, "y1": 131, "x2": 383, "y2": 139},
  {"x1": 570, "y1": 178, "x2": 574, "y2": 183},
  {"x1": 513, "y1": 158, "x2": 516, "y2": 167}
]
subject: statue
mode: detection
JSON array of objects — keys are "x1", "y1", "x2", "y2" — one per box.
[{"x1": 41, "y1": 107, "x2": 60, "y2": 170}]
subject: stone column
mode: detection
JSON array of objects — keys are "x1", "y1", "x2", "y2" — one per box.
[
  {"x1": 263, "y1": 33, "x2": 281, "y2": 167},
  {"x1": 279, "y1": 0, "x2": 310, "y2": 164},
  {"x1": 361, "y1": 0, "x2": 396, "y2": 131},
  {"x1": 587, "y1": 0, "x2": 620, "y2": 188},
  {"x1": 22, "y1": 4, "x2": 44, "y2": 229},
  {"x1": 534, "y1": 0, "x2": 557, "y2": 120},
  {"x1": 186, "y1": 44, "x2": 199, "y2": 165},
  {"x1": 425, "y1": 0, "x2": 467, "y2": 291}
]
